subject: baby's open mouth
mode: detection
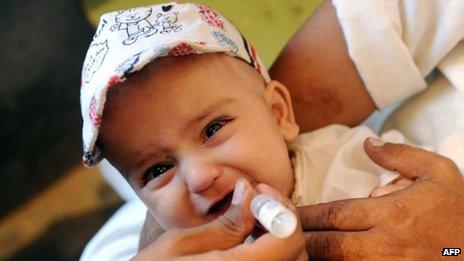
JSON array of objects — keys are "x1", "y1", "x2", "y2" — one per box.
[{"x1": 208, "y1": 191, "x2": 234, "y2": 216}]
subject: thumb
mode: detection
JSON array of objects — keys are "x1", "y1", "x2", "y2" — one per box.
[
  {"x1": 160, "y1": 178, "x2": 256, "y2": 256},
  {"x1": 364, "y1": 137, "x2": 461, "y2": 182},
  {"x1": 212, "y1": 178, "x2": 257, "y2": 246}
]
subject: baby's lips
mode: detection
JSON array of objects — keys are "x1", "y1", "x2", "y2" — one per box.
[{"x1": 206, "y1": 190, "x2": 234, "y2": 216}]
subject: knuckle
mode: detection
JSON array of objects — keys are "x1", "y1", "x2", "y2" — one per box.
[
  {"x1": 217, "y1": 214, "x2": 237, "y2": 231},
  {"x1": 382, "y1": 235, "x2": 408, "y2": 257},
  {"x1": 217, "y1": 215, "x2": 242, "y2": 238},
  {"x1": 435, "y1": 157, "x2": 458, "y2": 172},
  {"x1": 374, "y1": 143, "x2": 409, "y2": 170},
  {"x1": 320, "y1": 204, "x2": 339, "y2": 228},
  {"x1": 308, "y1": 234, "x2": 332, "y2": 258},
  {"x1": 340, "y1": 235, "x2": 366, "y2": 259},
  {"x1": 213, "y1": 215, "x2": 247, "y2": 247},
  {"x1": 392, "y1": 144, "x2": 409, "y2": 162},
  {"x1": 387, "y1": 200, "x2": 408, "y2": 223},
  {"x1": 298, "y1": 207, "x2": 314, "y2": 230},
  {"x1": 298, "y1": 207, "x2": 310, "y2": 227}
]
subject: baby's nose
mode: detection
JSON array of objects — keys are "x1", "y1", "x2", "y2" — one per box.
[{"x1": 182, "y1": 160, "x2": 221, "y2": 193}]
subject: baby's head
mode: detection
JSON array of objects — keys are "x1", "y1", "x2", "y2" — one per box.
[{"x1": 80, "y1": 2, "x2": 299, "y2": 230}]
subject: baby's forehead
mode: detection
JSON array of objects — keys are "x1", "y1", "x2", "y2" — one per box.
[{"x1": 108, "y1": 53, "x2": 264, "y2": 100}]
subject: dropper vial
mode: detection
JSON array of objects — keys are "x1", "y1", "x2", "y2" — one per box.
[{"x1": 250, "y1": 194, "x2": 297, "y2": 238}]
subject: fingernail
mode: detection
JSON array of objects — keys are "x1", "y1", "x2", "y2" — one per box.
[
  {"x1": 232, "y1": 179, "x2": 246, "y2": 205},
  {"x1": 369, "y1": 137, "x2": 385, "y2": 147}
]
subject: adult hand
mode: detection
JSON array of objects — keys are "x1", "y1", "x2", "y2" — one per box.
[
  {"x1": 299, "y1": 138, "x2": 464, "y2": 259},
  {"x1": 134, "y1": 180, "x2": 307, "y2": 260}
]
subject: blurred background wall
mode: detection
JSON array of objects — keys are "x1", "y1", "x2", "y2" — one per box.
[{"x1": 0, "y1": 0, "x2": 321, "y2": 260}]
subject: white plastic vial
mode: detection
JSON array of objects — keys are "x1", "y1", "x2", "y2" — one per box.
[{"x1": 250, "y1": 194, "x2": 297, "y2": 238}]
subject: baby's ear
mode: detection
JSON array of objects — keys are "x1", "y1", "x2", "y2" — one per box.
[{"x1": 263, "y1": 80, "x2": 299, "y2": 141}]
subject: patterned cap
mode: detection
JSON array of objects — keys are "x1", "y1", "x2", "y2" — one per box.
[{"x1": 80, "y1": 2, "x2": 270, "y2": 167}]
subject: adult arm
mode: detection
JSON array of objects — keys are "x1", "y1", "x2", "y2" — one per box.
[
  {"x1": 270, "y1": 0, "x2": 376, "y2": 132},
  {"x1": 272, "y1": 0, "x2": 464, "y2": 133},
  {"x1": 299, "y1": 138, "x2": 464, "y2": 259}
]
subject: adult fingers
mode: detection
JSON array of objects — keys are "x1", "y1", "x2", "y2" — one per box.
[
  {"x1": 370, "y1": 183, "x2": 409, "y2": 197},
  {"x1": 186, "y1": 235, "x2": 307, "y2": 261},
  {"x1": 227, "y1": 231, "x2": 307, "y2": 261},
  {"x1": 157, "y1": 178, "x2": 257, "y2": 256},
  {"x1": 364, "y1": 138, "x2": 462, "y2": 182},
  {"x1": 298, "y1": 197, "x2": 380, "y2": 231},
  {"x1": 214, "y1": 183, "x2": 307, "y2": 260},
  {"x1": 304, "y1": 230, "x2": 371, "y2": 259}
]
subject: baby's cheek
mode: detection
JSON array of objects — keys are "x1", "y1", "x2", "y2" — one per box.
[
  {"x1": 137, "y1": 188, "x2": 175, "y2": 229},
  {"x1": 148, "y1": 189, "x2": 205, "y2": 230},
  {"x1": 262, "y1": 161, "x2": 295, "y2": 198}
]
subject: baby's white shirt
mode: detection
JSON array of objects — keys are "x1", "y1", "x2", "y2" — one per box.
[{"x1": 289, "y1": 124, "x2": 407, "y2": 206}]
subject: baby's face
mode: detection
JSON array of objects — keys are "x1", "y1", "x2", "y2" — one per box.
[{"x1": 100, "y1": 54, "x2": 299, "y2": 230}]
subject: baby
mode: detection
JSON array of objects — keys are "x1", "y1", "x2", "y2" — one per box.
[{"x1": 80, "y1": 2, "x2": 412, "y2": 233}]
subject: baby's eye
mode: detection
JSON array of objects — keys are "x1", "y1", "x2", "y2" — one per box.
[
  {"x1": 145, "y1": 163, "x2": 174, "y2": 181},
  {"x1": 205, "y1": 122, "x2": 222, "y2": 138},
  {"x1": 203, "y1": 116, "x2": 232, "y2": 141}
]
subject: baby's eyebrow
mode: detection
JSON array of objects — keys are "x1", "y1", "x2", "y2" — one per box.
[
  {"x1": 132, "y1": 97, "x2": 237, "y2": 172},
  {"x1": 181, "y1": 97, "x2": 237, "y2": 133},
  {"x1": 131, "y1": 149, "x2": 162, "y2": 174}
]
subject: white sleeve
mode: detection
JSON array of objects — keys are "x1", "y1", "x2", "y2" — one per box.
[
  {"x1": 332, "y1": 0, "x2": 464, "y2": 109},
  {"x1": 80, "y1": 200, "x2": 146, "y2": 261},
  {"x1": 438, "y1": 41, "x2": 464, "y2": 93}
]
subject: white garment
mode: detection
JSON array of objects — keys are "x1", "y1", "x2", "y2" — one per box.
[
  {"x1": 80, "y1": 200, "x2": 146, "y2": 261},
  {"x1": 332, "y1": 0, "x2": 464, "y2": 170},
  {"x1": 332, "y1": 0, "x2": 464, "y2": 109},
  {"x1": 383, "y1": 74, "x2": 464, "y2": 171},
  {"x1": 290, "y1": 124, "x2": 405, "y2": 206}
]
